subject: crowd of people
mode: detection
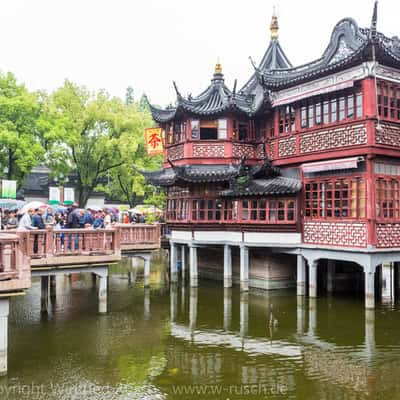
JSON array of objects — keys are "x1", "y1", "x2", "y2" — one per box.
[{"x1": 0, "y1": 204, "x2": 150, "y2": 231}]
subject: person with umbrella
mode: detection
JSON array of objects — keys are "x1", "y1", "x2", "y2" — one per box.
[
  {"x1": 18, "y1": 208, "x2": 36, "y2": 230},
  {"x1": 5, "y1": 210, "x2": 18, "y2": 230}
]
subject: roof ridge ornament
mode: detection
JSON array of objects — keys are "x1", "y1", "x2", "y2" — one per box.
[
  {"x1": 370, "y1": 0, "x2": 378, "y2": 41},
  {"x1": 270, "y1": 10, "x2": 279, "y2": 40},
  {"x1": 214, "y1": 58, "x2": 223, "y2": 75}
]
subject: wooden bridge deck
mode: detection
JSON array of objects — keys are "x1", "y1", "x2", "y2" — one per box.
[{"x1": 0, "y1": 223, "x2": 162, "y2": 294}]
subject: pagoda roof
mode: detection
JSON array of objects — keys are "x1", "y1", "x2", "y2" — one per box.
[
  {"x1": 220, "y1": 176, "x2": 302, "y2": 197},
  {"x1": 142, "y1": 158, "x2": 280, "y2": 187},
  {"x1": 148, "y1": 69, "x2": 255, "y2": 123}
]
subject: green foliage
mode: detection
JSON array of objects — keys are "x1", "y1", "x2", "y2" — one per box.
[{"x1": 0, "y1": 72, "x2": 45, "y2": 186}]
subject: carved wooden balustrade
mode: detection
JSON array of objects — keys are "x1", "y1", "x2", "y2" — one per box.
[
  {"x1": 0, "y1": 233, "x2": 31, "y2": 292},
  {"x1": 118, "y1": 223, "x2": 161, "y2": 250}
]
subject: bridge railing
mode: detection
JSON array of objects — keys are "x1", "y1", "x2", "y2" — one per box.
[
  {"x1": 18, "y1": 227, "x2": 121, "y2": 259},
  {"x1": 118, "y1": 223, "x2": 161, "y2": 247},
  {"x1": 0, "y1": 233, "x2": 31, "y2": 290}
]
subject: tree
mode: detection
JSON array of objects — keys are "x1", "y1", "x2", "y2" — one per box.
[
  {"x1": 0, "y1": 72, "x2": 46, "y2": 187},
  {"x1": 49, "y1": 81, "x2": 144, "y2": 207},
  {"x1": 125, "y1": 86, "x2": 134, "y2": 106}
]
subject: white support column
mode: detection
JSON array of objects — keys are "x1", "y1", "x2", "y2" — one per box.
[
  {"x1": 240, "y1": 245, "x2": 249, "y2": 292},
  {"x1": 223, "y1": 288, "x2": 232, "y2": 331},
  {"x1": 297, "y1": 295, "x2": 306, "y2": 335},
  {"x1": 224, "y1": 245, "x2": 232, "y2": 288},
  {"x1": 98, "y1": 275, "x2": 108, "y2": 314},
  {"x1": 181, "y1": 245, "x2": 186, "y2": 281},
  {"x1": 189, "y1": 287, "x2": 198, "y2": 332},
  {"x1": 0, "y1": 298, "x2": 9, "y2": 376},
  {"x1": 144, "y1": 256, "x2": 151, "y2": 288},
  {"x1": 381, "y1": 262, "x2": 394, "y2": 303},
  {"x1": 170, "y1": 283, "x2": 178, "y2": 323},
  {"x1": 41, "y1": 276, "x2": 49, "y2": 314},
  {"x1": 297, "y1": 255, "x2": 306, "y2": 296},
  {"x1": 365, "y1": 267, "x2": 375, "y2": 309},
  {"x1": 189, "y1": 245, "x2": 198, "y2": 288},
  {"x1": 170, "y1": 243, "x2": 178, "y2": 283},
  {"x1": 240, "y1": 292, "x2": 249, "y2": 338},
  {"x1": 327, "y1": 260, "x2": 335, "y2": 294},
  {"x1": 309, "y1": 260, "x2": 318, "y2": 298}
]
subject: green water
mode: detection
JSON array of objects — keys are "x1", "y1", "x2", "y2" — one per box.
[{"x1": 2, "y1": 254, "x2": 400, "y2": 399}]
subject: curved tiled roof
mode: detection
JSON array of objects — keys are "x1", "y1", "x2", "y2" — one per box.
[
  {"x1": 220, "y1": 176, "x2": 302, "y2": 197},
  {"x1": 149, "y1": 4, "x2": 400, "y2": 122}
]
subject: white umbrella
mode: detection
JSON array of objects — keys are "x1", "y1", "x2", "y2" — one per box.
[
  {"x1": 87, "y1": 205, "x2": 102, "y2": 211},
  {"x1": 19, "y1": 201, "x2": 47, "y2": 214}
]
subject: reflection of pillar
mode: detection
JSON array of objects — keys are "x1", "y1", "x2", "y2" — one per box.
[
  {"x1": 98, "y1": 276, "x2": 108, "y2": 314},
  {"x1": 0, "y1": 298, "x2": 9, "y2": 376},
  {"x1": 181, "y1": 245, "x2": 186, "y2": 281},
  {"x1": 144, "y1": 288, "x2": 151, "y2": 320},
  {"x1": 224, "y1": 245, "x2": 232, "y2": 288},
  {"x1": 189, "y1": 287, "x2": 198, "y2": 332},
  {"x1": 240, "y1": 246, "x2": 249, "y2": 292},
  {"x1": 240, "y1": 292, "x2": 249, "y2": 338},
  {"x1": 50, "y1": 276, "x2": 56, "y2": 298},
  {"x1": 365, "y1": 309, "x2": 375, "y2": 360},
  {"x1": 308, "y1": 298, "x2": 317, "y2": 336},
  {"x1": 170, "y1": 283, "x2": 178, "y2": 323},
  {"x1": 309, "y1": 260, "x2": 318, "y2": 298},
  {"x1": 170, "y1": 243, "x2": 178, "y2": 283},
  {"x1": 41, "y1": 276, "x2": 49, "y2": 314},
  {"x1": 327, "y1": 260, "x2": 335, "y2": 294},
  {"x1": 189, "y1": 245, "x2": 198, "y2": 288},
  {"x1": 144, "y1": 256, "x2": 151, "y2": 288},
  {"x1": 297, "y1": 255, "x2": 306, "y2": 296},
  {"x1": 223, "y1": 288, "x2": 232, "y2": 331},
  {"x1": 381, "y1": 263, "x2": 394, "y2": 302},
  {"x1": 365, "y1": 268, "x2": 375, "y2": 309},
  {"x1": 181, "y1": 284, "x2": 186, "y2": 313},
  {"x1": 297, "y1": 295, "x2": 306, "y2": 335}
]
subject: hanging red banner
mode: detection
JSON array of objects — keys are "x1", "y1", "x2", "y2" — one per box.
[{"x1": 145, "y1": 128, "x2": 164, "y2": 156}]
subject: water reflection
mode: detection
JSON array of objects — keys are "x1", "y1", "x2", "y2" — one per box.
[{"x1": 3, "y1": 254, "x2": 400, "y2": 399}]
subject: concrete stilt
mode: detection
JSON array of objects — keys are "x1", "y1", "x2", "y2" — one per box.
[
  {"x1": 170, "y1": 243, "x2": 178, "y2": 283},
  {"x1": 381, "y1": 262, "x2": 394, "y2": 303},
  {"x1": 189, "y1": 287, "x2": 198, "y2": 332},
  {"x1": 50, "y1": 276, "x2": 56, "y2": 299},
  {"x1": 308, "y1": 298, "x2": 317, "y2": 336},
  {"x1": 41, "y1": 276, "x2": 49, "y2": 314},
  {"x1": 189, "y1": 245, "x2": 198, "y2": 288},
  {"x1": 181, "y1": 245, "x2": 186, "y2": 281},
  {"x1": 144, "y1": 288, "x2": 151, "y2": 320},
  {"x1": 309, "y1": 260, "x2": 318, "y2": 298},
  {"x1": 224, "y1": 245, "x2": 232, "y2": 288},
  {"x1": 240, "y1": 245, "x2": 249, "y2": 292},
  {"x1": 144, "y1": 257, "x2": 151, "y2": 288},
  {"x1": 240, "y1": 292, "x2": 249, "y2": 338},
  {"x1": 223, "y1": 288, "x2": 232, "y2": 331},
  {"x1": 327, "y1": 260, "x2": 335, "y2": 294},
  {"x1": 365, "y1": 269, "x2": 375, "y2": 309},
  {"x1": 297, "y1": 255, "x2": 306, "y2": 296},
  {"x1": 297, "y1": 295, "x2": 306, "y2": 335},
  {"x1": 0, "y1": 298, "x2": 9, "y2": 376},
  {"x1": 170, "y1": 283, "x2": 178, "y2": 322},
  {"x1": 98, "y1": 276, "x2": 108, "y2": 314}
]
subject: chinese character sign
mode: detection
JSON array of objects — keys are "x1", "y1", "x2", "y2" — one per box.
[{"x1": 145, "y1": 128, "x2": 164, "y2": 156}]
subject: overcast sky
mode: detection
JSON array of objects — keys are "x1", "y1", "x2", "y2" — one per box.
[{"x1": 0, "y1": 0, "x2": 398, "y2": 106}]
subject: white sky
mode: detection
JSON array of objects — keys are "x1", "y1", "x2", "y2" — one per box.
[{"x1": 0, "y1": 0, "x2": 398, "y2": 106}]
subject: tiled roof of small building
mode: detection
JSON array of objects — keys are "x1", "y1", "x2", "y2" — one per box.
[{"x1": 220, "y1": 176, "x2": 302, "y2": 197}]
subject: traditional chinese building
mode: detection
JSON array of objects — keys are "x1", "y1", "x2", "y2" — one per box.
[{"x1": 143, "y1": 3, "x2": 400, "y2": 309}]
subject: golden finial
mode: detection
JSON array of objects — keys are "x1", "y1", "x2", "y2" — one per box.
[
  {"x1": 215, "y1": 58, "x2": 222, "y2": 74},
  {"x1": 270, "y1": 9, "x2": 279, "y2": 40}
]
